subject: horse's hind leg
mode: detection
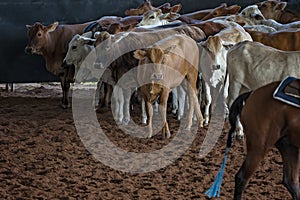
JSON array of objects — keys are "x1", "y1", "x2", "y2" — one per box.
[
  {"x1": 276, "y1": 137, "x2": 300, "y2": 200},
  {"x1": 234, "y1": 148, "x2": 267, "y2": 200}
]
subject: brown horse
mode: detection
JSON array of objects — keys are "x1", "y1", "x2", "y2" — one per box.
[{"x1": 227, "y1": 81, "x2": 300, "y2": 200}]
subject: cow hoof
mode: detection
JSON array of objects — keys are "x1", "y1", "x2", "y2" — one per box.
[
  {"x1": 166, "y1": 131, "x2": 171, "y2": 138},
  {"x1": 122, "y1": 118, "x2": 130, "y2": 125},
  {"x1": 116, "y1": 120, "x2": 123, "y2": 125},
  {"x1": 172, "y1": 109, "x2": 177, "y2": 115},
  {"x1": 141, "y1": 117, "x2": 147, "y2": 125},
  {"x1": 236, "y1": 134, "x2": 244, "y2": 141},
  {"x1": 184, "y1": 127, "x2": 191, "y2": 131},
  {"x1": 61, "y1": 104, "x2": 70, "y2": 109}
]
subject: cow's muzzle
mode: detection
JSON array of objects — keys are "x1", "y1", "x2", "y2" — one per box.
[
  {"x1": 25, "y1": 46, "x2": 33, "y2": 54},
  {"x1": 151, "y1": 73, "x2": 164, "y2": 81},
  {"x1": 212, "y1": 64, "x2": 221, "y2": 70}
]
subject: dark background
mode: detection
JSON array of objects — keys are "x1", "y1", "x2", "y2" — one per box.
[{"x1": 0, "y1": 0, "x2": 297, "y2": 83}]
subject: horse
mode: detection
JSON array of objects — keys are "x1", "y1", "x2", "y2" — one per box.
[{"x1": 206, "y1": 79, "x2": 300, "y2": 200}]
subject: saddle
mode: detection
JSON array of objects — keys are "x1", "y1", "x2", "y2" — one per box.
[{"x1": 273, "y1": 76, "x2": 300, "y2": 108}]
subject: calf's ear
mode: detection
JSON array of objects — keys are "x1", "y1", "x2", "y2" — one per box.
[
  {"x1": 276, "y1": 2, "x2": 287, "y2": 11},
  {"x1": 79, "y1": 37, "x2": 95, "y2": 45},
  {"x1": 256, "y1": 2, "x2": 262, "y2": 7},
  {"x1": 46, "y1": 21, "x2": 59, "y2": 32},
  {"x1": 82, "y1": 31, "x2": 93, "y2": 39},
  {"x1": 220, "y1": 3, "x2": 227, "y2": 8},
  {"x1": 170, "y1": 4, "x2": 182, "y2": 13},
  {"x1": 163, "y1": 45, "x2": 176, "y2": 54},
  {"x1": 26, "y1": 25, "x2": 32, "y2": 30},
  {"x1": 228, "y1": 5, "x2": 241, "y2": 14},
  {"x1": 134, "y1": 50, "x2": 147, "y2": 60}
]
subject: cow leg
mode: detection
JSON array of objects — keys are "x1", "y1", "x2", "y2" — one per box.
[
  {"x1": 105, "y1": 84, "x2": 113, "y2": 107},
  {"x1": 154, "y1": 100, "x2": 159, "y2": 113},
  {"x1": 145, "y1": 99, "x2": 153, "y2": 138},
  {"x1": 95, "y1": 81, "x2": 104, "y2": 107},
  {"x1": 228, "y1": 81, "x2": 242, "y2": 107},
  {"x1": 123, "y1": 88, "x2": 131, "y2": 125},
  {"x1": 185, "y1": 85, "x2": 194, "y2": 130},
  {"x1": 177, "y1": 85, "x2": 186, "y2": 121},
  {"x1": 203, "y1": 82, "x2": 211, "y2": 126},
  {"x1": 235, "y1": 115, "x2": 244, "y2": 140},
  {"x1": 234, "y1": 147, "x2": 267, "y2": 200},
  {"x1": 141, "y1": 99, "x2": 147, "y2": 124},
  {"x1": 276, "y1": 137, "x2": 300, "y2": 200},
  {"x1": 159, "y1": 90, "x2": 171, "y2": 139},
  {"x1": 186, "y1": 82, "x2": 204, "y2": 129},
  {"x1": 60, "y1": 77, "x2": 70, "y2": 109},
  {"x1": 223, "y1": 74, "x2": 229, "y2": 118},
  {"x1": 95, "y1": 81, "x2": 101, "y2": 107},
  {"x1": 171, "y1": 87, "x2": 179, "y2": 115},
  {"x1": 112, "y1": 86, "x2": 124, "y2": 125}
]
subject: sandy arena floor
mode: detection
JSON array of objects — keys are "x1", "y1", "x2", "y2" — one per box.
[{"x1": 0, "y1": 83, "x2": 292, "y2": 199}]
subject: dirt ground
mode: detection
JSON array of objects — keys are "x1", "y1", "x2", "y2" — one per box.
[{"x1": 0, "y1": 83, "x2": 293, "y2": 199}]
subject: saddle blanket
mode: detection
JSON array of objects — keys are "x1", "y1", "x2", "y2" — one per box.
[{"x1": 273, "y1": 76, "x2": 300, "y2": 108}]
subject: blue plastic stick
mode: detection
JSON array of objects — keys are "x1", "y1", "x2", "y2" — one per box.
[{"x1": 205, "y1": 147, "x2": 230, "y2": 198}]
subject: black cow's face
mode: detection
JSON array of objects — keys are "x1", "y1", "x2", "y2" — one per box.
[{"x1": 25, "y1": 22, "x2": 58, "y2": 55}]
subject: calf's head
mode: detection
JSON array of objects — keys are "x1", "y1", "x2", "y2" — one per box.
[
  {"x1": 239, "y1": 5, "x2": 265, "y2": 24},
  {"x1": 137, "y1": 9, "x2": 170, "y2": 27},
  {"x1": 134, "y1": 45, "x2": 175, "y2": 81},
  {"x1": 125, "y1": 0, "x2": 154, "y2": 16},
  {"x1": 199, "y1": 36, "x2": 231, "y2": 87},
  {"x1": 25, "y1": 22, "x2": 59, "y2": 55},
  {"x1": 64, "y1": 32, "x2": 95, "y2": 66},
  {"x1": 257, "y1": 0, "x2": 286, "y2": 20}
]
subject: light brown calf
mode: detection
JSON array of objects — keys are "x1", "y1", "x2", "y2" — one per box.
[{"x1": 134, "y1": 34, "x2": 204, "y2": 138}]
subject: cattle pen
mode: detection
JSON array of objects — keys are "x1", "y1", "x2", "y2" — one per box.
[{"x1": 1, "y1": 0, "x2": 299, "y2": 199}]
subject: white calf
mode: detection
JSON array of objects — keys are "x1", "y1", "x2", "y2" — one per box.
[{"x1": 198, "y1": 25, "x2": 252, "y2": 125}]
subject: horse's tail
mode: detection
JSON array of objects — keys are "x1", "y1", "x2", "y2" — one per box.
[
  {"x1": 227, "y1": 91, "x2": 251, "y2": 148},
  {"x1": 205, "y1": 91, "x2": 251, "y2": 198}
]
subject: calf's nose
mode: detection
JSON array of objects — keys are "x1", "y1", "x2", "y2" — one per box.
[
  {"x1": 151, "y1": 73, "x2": 163, "y2": 81},
  {"x1": 213, "y1": 64, "x2": 221, "y2": 70},
  {"x1": 24, "y1": 46, "x2": 32, "y2": 54}
]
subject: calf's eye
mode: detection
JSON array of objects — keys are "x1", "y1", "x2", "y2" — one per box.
[{"x1": 72, "y1": 46, "x2": 77, "y2": 50}]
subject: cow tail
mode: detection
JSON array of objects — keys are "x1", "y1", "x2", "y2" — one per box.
[{"x1": 227, "y1": 91, "x2": 251, "y2": 148}]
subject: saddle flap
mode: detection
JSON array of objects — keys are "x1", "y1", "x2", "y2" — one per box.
[
  {"x1": 273, "y1": 76, "x2": 300, "y2": 108},
  {"x1": 284, "y1": 79, "x2": 300, "y2": 98}
]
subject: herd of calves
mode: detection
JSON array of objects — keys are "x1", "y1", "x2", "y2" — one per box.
[{"x1": 25, "y1": 0, "x2": 300, "y2": 138}]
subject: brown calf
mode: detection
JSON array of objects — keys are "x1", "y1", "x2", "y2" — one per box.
[
  {"x1": 257, "y1": 0, "x2": 300, "y2": 24},
  {"x1": 134, "y1": 34, "x2": 204, "y2": 138},
  {"x1": 25, "y1": 21, "x2": 92, "y2": 108},
  {"x1": 245, "y1": 28, "x2": 300, "y2": 51},
  {"x1": 181, "y1": 3, "x2": 240, "y2": 21}
]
